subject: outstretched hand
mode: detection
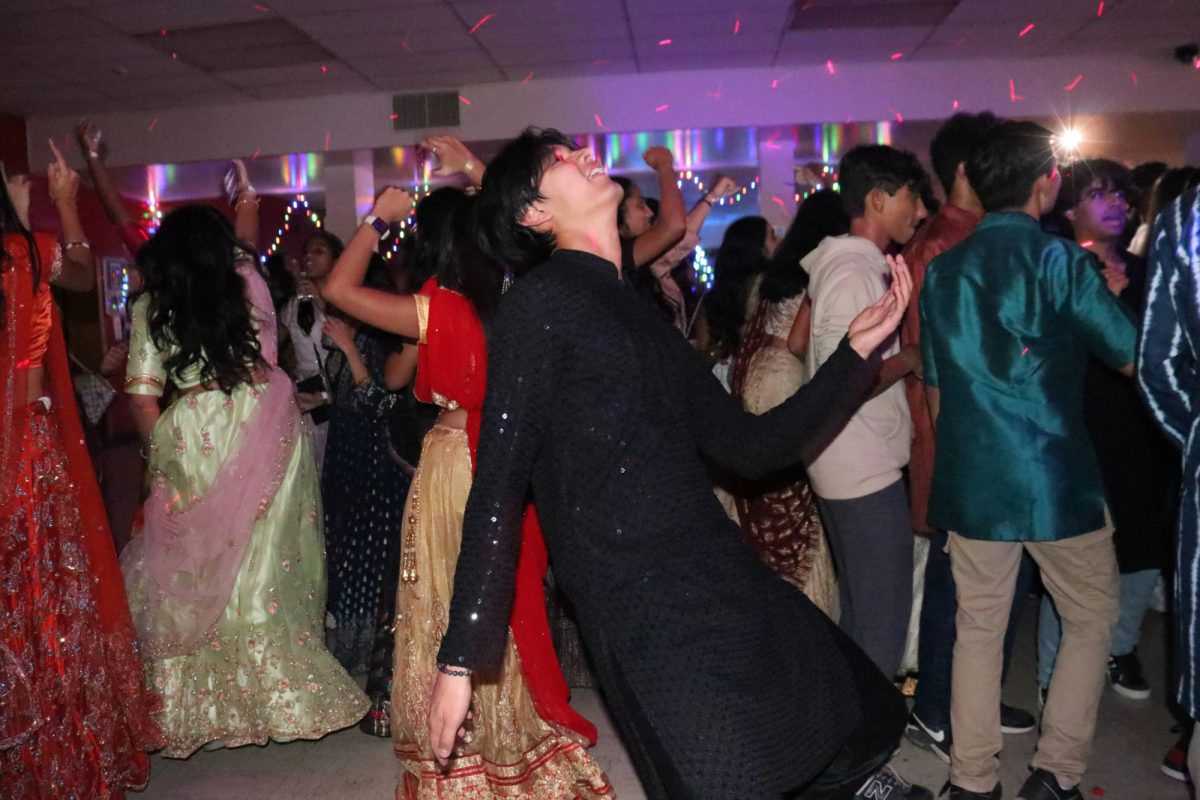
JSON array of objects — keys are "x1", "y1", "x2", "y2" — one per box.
[
  {"x1": 847, "y1": 254, "x2": 912, "y2": 359},
  {"x1": 427, "y1": 671, "x2": 472, "y2": 768},
  {"x1": 75, "y1": 119, "x2": 101, "y2": 156}
]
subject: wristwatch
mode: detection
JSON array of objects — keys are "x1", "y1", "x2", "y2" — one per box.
[{"x1": 362, "y1": 215, "x2": 390, "y2": 238}]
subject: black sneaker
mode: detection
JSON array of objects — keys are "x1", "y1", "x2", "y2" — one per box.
[
  {"x1": 1000, "y1": 702, "x2": 1037, "y2": 734},
  {"x1": 943, "y1": 783, "x2": 1001, "y2": 799},
  {"x1": 905, "y1": 711, "x2": 951, "y2": 763},
  {"x1": 1016, "y1": 768, "x2": 1082, "y2": 800},
  {"x1": 1107, "y1": 650, "x2": 1151, "y2": 700},
  {"x1": 855, "y1": 765, "x2": 933, "y2": 799},
  {"x1": 1161, "y1": 732, "x2": 1190, "y2": 781}
]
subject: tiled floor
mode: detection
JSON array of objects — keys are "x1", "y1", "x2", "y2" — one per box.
[{"x1": 138, "y1": 605, "x2": 1189, "y2": 799}]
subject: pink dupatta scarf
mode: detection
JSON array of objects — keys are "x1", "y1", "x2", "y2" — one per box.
[{"x1": 121, "y1": 264, "x2": 297, "y2": 659}]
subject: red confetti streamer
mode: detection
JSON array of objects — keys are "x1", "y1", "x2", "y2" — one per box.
[
  {"x1": 1019, "y1": 23, "x2": 1035, "y2": 37},
  {"x1": 1009, "y1": 78, "x2": 1025, "y2": 102},
  {"x1": 1021, "y1": 347, "x2": 1030, "y2": 356},
  {"x1": 147, "y1": 117, "x2": 158, "y2": 132},
  {"x1": 160, "y1": 28, "x2": 167, "y2": 36},
  {"x1": 252, "y1": 150, "x2": 261, "y2": 160},
  {"x1": 401, "y1": 32, "x2": 411, "y2": 51},
  {"x1": 468, "y1": 13, "x2": 495, "y2": 35},
  {"x1": 1064, "y1": 74, "x2": 1083, "y2": 90},
  {"x1": 1096, "y1": 1, "x2": 1104, "y2": 17},
  {"x1": 253, "y1": 3, "x2": 271, "y2": 11},
  {"x1": 890, "y1": 52, "x2": 903, "y2": 60},
  {"x1": 522, "y1": 71, "x2": 534, "y2": 83},
  {"x1": 655, "y1": 104, "x2": 669, "y2": 112},
  {"x1": 1080, "y1": 240, "x2": 1095, "y2": 248},
  {"x1": 953, "y1": 99, "x2": 960, "y2": 109},
  {"x1": 770, "y1": 78, "x2": 778, "y2": 88},
  {"x1": 771, "y1": 196, "x2": 786, "y2": 209},
  {"x1": 1130, "y1": 71, "x2": 1138, "y2": 84},
  {"x1": 458, "y1": 95, "x2": 471, "y2": 105},
  {"x1": 594, "y1": 114, "x2": 604, "y2": 128},
  {"x1": 658, "y1": 38, "x2": 672, "y2": 46},
  {"x1": 733, "y1": 17, "x2": 741, "y2": 34},
  {"x1": 320, "y1": 64, "x2": 327, "y2": 73},
  {"x1": 389, "y1": 114, "x2": 398, "y2": 120},
  {"x1": 1090, "y1": 787, "x2": 1104, "y2": 797},
  {"x1": 825, "y1": 60, "x2": 836, "y2": 75},
  {"x1": 324, "y1": 132, "x2": 331, "y2": 151},
  {"x1": 895, "y1": 111, "x2": 904, "y2": 123}
]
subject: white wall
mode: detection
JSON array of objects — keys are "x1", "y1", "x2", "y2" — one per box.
[{"x1": 27, "y1": 54, "x2": 1200, "y2": 169}]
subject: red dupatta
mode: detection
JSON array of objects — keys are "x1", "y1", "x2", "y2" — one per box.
[{"x1": 415, "y1": 279, "x2": 598, "y2": 745}]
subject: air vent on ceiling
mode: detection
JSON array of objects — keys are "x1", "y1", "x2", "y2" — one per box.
[
  {"x1": 391, "y1": 91, "x2": 460, "y2": 130},
  {"x1": 791, "y1": 0, "x2": 958, "y2": 29}
]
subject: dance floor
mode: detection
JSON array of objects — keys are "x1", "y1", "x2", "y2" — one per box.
[{"x1": 139, "y1": 606, "x2": 1187, "y2": 799}]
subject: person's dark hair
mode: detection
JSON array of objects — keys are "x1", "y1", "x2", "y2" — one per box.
[
  {"x1": 761, "y1": 189, "x2": 849, "y2": 303},
  {"x1": 476, "y1": 127, "x2": 577, "y2": 272},
  {"x1": 410, "y1": 186, "x2": 504, "y2": 324},
  {"x1": 838, "y1": 145, "x2": 929, "y2": 218},
  {"x1": 1148, "y1": 167, "x2": 1200, "y2": 230},
  {"x1": 706, "y1": 216, "x2": 771, "y2": 358},
  {"x1": 1054, "y1": 158, "x2": 1132, "y2": 213},
  {"x1": 644, "y1": 195, "x2": 660, "y2": 223},
  {"x1": 966, "y1": 120, "x2": 1056, "y2": 213},
  {"x1": 263, "y1": 253, "x2": 296, "y2": 314},
  {"x1": 612, "y1": 176, "x2": 635, "y2": 235},
  {"x1": 137, "y1": 205, "x2": 265, "y2": 393},
  {"x1": 0, "y1": 173, "x2": 39, "y2": 323},
  {"x1": 929, "y1": 112, "x2": 1000, "y2": 196},
  {"x1": 410, "y1": 186, "x2": 468, "y2": 288},
  {"x1": 1130, "y1": 161, "x2": 1168, "y2": 220},
  {"x1": 304, "y1": 230, "x2": 345, "y2": 262}
]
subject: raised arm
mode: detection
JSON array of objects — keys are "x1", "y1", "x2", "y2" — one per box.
[
  {"x1": 75, "y1": 120, "x2": 133, "y2": 228},
  {"x1": 47, "y1": 139, "x2": 94, "y2": 292},
  {"x1": 1138, "y1": 194, "x2": 1199, "y2": 446},
  {"x1": 230, "y1": 159, "x2": 258, "y2": 249},
  {"x1": 321, "y1": 187, "x2": 421, "y2": 338},
  {"x1": 421, "y1": 134, "x2": 485, "y2": 189},
  {"x1": 685, "y1": 174, "x2": 736, "y2": 234},
  {"x1": 629, "y1": 147, "x2": 686, "y2": 268}
]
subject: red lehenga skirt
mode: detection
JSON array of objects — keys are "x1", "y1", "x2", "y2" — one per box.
[{"x1": 0, "y1": 401, "x2": 163, "y2": 799}]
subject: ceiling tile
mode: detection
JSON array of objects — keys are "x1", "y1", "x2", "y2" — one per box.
[
  {"x1": 636, "y1": 33, "x2": 781, "y2": 59},
  {"x1": 119, "y1": 89, "x2": 254, "y2": 111},
  {"x1": 778, "y1": 26, "x2": 934, "y2": 60},
  {"x1": 0, "y1": 10, "x2": 110, "y2": 46},
  {"x1": 314, "y1": 28, "x2": 477, "y2": 56},
  {"x1": 628, "y1": 9, "x2": 787, "y2": 39},
  {"x1": 497, "y1": 59, "x2": 640, "y2": 80},
  {"x1": 484, "y1": 38, "x2": 634, "y2": 65},
  {"x1": 349, "y1": 49, "x2": 497, "y2": 75},
  {"x1": 290, "y1": 6, "x2": 464, "y2": 39},
  {"x1": 91, "y1": 0, "x2": 277, "y2": 35},
  {"x1": 217, "y1": 61, "x2": 358, "y2": 87},
  {"x1": 248, "y1": 76, "x2": 378, "y2": 100},
  {"x1": 93, "y1": 73, "x2": 234, "y2": 98},
  {"x1": 945, "y1": 0, "x2": 1111, "y2": 23}
]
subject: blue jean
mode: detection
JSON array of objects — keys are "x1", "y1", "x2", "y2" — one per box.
[
  {"x1": 910, "y1": 529, "x2": 1034, "y2": 728},
  {"x1": 1038, "y1": 567, "x2": 1160, "y2": 687}
]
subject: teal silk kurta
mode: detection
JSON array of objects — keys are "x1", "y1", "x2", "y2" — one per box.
[{"x1": 919, "y1": 212, "x2": 1136, "y2": 541}]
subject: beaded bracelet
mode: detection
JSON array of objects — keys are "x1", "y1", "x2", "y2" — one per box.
[{"x1": 436, "y1": 662, "x2": 473, "y2": 678}]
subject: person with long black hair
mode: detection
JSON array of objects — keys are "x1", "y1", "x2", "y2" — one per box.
[
  {"x1": 119, "y1": 204, "x2": 367, "y2": 757},
  {"x1": 428, "y1": 127, "x2": 930, "y2": 800},
  {"x1": 702, "y1": 215, "x2": 778, "y2": 386},
  {"x1": 322, "y1": 136, "x2": 610, "y2": 798},
  {"x1": 724, "y1": 190, "x2": 850, "y2": 614},
  {"x1": 1, "y1": 143, "x2": 163, "y2": 799}
]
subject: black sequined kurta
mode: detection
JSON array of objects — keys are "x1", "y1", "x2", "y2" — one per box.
[{"x1": 439, "y1": 249, "x2": 884, "y2": 798}]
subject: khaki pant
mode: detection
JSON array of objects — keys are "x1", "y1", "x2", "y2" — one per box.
[{"x1": 949, "y1": 525, "x2": 1118, "y2": 792}]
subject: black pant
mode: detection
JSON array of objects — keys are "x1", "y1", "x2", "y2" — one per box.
[{"x1": 794, "y1": 624, "x2": 908, "y2": 799}]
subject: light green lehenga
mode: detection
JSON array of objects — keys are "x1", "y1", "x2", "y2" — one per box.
[{"x1": 121, "y1": 280, "x2": 368, "y2": 758}]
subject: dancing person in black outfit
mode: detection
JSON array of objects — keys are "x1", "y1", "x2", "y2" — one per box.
[{"x1": 427, "y1": 128, "x2": 931, "y2": 800}]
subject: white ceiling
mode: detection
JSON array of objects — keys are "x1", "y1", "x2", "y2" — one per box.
[{"x1": 1, "y1": 0, "x2": 1197, "y2": 117}]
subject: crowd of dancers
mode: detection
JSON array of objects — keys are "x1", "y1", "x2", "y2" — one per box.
[{"x1": 2, "y1": 109, "x2": 1200, "y2": 800}]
